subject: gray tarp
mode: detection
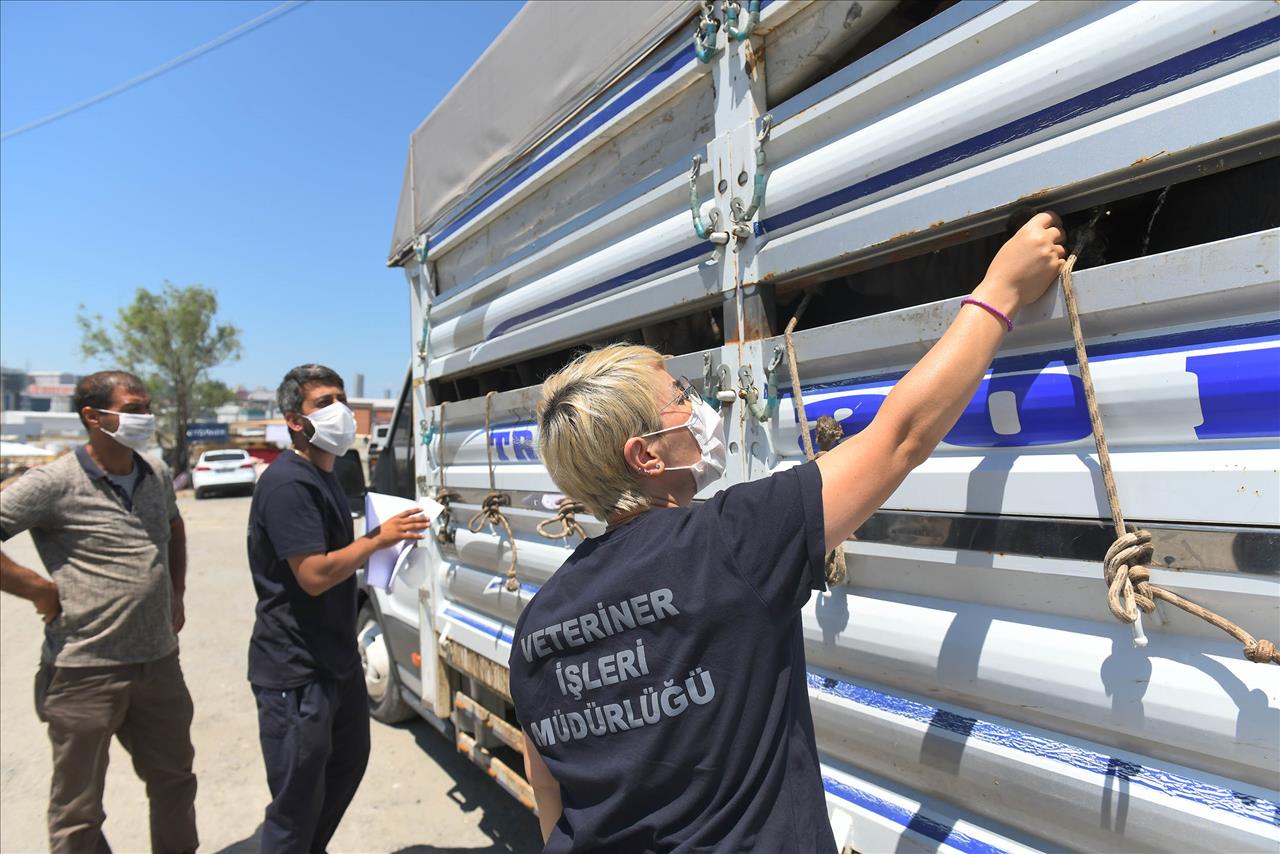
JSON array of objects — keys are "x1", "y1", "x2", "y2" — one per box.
[{"x1": 388, "y1": 0, "x2": 696, "y2": 265}]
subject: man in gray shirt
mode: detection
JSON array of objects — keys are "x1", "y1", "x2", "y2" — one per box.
[{"x1": 0, "y1": 370, "x2": 197, "y2": 854}]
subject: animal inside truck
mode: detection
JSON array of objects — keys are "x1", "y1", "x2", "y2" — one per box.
[{"x1": 357, "y1": 1, "x2": 1280, "y2": 850}]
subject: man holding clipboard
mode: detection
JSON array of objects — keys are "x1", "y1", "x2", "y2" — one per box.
[{"x1": 246, "y1": 364, "x2": 428, "y2": 854}]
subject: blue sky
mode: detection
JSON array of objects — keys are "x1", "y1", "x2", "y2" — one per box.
[{"x1": 1, "y1": 0, "x2": 522, "y2": 398}]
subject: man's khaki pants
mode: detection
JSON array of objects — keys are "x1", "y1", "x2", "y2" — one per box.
[{"x1": 35, "y1": 651, "x2": 198, "y2": 854}]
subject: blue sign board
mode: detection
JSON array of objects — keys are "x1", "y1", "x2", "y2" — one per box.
[{"x1": 186, "y1": 423, "x2": 230, "y2": 442}]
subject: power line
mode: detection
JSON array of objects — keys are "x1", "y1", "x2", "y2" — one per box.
[{"x1": 1, "y1": 0, "x2": 310, "y2": 142}]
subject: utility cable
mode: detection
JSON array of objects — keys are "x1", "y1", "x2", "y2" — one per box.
[{"x1": 2, "y1": 0, "x2": 309, "y2": 142}]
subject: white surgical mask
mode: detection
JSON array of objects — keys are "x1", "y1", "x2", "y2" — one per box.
[
  {"x1": 97, "y1": 410, "x2": 156, "y2": 452},
  {"x1": 642, "y1": 397, "x2": 727, "y2": 492},
  {"x1": 304, "y1": 401, "x2": 356, "y2": 456}
]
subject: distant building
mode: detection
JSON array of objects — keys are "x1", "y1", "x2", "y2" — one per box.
[
  {"x1": 236, "y1": 386, "x2": 280, "y2": 420},
  {"x1": 0, "y1": 368, "x2": 84, "y2": 448},
  {"x1": 24, "y1": 371, "x2": 79, "y2": 412},
  {"x1": 348, "y1": 398, "x2": 395, "y2": 437},
  {"x1": 1, "y1": 366, "x2": 27, "y2": 411},
  {"x1": 1, "y1": 411, "x2": 85, "y2": 448}
]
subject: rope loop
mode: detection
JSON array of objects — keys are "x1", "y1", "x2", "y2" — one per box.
[
  {"x1": 1061, "y1": 240, "x2": 1276, "y2": 664},
  {"x1": 468, "y1": 492, "x2": 520, "y2": 592},
  {"x1": 476, "y1": 392, "x2": 520, "y2": 591},
  {"x1": 433, "y1": 488, "x2": 461, "y2": 545},
  {"x1": 467, "y1": 491, "x2": 512, "y2": 532},
  {"x1": 536, "y1": 497, "x2": 588, "y2": 542},
  {"x1": 432, "y1": 402, "x2": 457, "y2": 544},
  {"x1": 1102, "y1": 529, "x2": 1155, "y2": 623}
]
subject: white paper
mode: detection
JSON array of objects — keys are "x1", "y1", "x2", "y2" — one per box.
[{"x1": 363, "y1": 492, "x2": 445, "y2": 591}]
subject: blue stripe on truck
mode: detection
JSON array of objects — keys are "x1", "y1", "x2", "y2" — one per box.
[
  {"x1": 808, "y1": 672, "x2": 1280, "y2": 828},
  {"x1": 787, "y1": 323, "x2": 1280, "y2": 449},
  {"x1": 486, "y1": 242, "x2": 711, "y2": 340},
  {"x1": 822, "y1": 776, "x2": 1010, "y2": 854},
  {"x1": 758, "y1": 15, "x2": 1280, "y2": 235},
  {"x1": 474, "y1": 322, "x2": 1279, "y2": 458},
  {"x1": 432, "y1": 42, "x2": 699, "y2": 248},
  {"x1": 443, "y1": 607, "x2": 513, "y2": 645},
  {"x1": 481, "y1": 15, "x2": 1279, "y2": 342},
  {"x1": 429, "y1": 0, "x2": 791, "y2": 248},
  {"x1": 438, "y1": 612, "x2": 1279, "y2": 828}
]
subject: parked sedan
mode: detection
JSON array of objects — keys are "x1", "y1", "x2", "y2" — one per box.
[{"x1": 192, "y1": 449, "x2": 257, "y2": 499}]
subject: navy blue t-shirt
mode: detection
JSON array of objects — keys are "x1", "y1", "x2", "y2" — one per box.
[
  {"x1": 509, "y1": 463, "x2": 837, "y2": 853},
  {"x1": 246, "y1": 451, "x2": 358, "y2": 689}
]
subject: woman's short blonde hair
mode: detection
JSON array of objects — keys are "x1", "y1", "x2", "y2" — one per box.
[{"x1": 537, "y1": 344, "x2": 665, "y2": 519}]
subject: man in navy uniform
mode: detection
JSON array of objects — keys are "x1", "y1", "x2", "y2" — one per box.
[{"x1": 246, "y1": 364, "x2": 427, "y2": 853}]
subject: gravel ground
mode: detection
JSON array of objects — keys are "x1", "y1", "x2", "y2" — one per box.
[{"x1": 0, "y1": 492, "x2": 542, "y2": 854}]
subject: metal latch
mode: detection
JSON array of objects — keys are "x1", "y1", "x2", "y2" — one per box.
[
  {"x1": 703, "y1": 354, "x2": 737, "y2": 408},
  {"x1": 738, "y1": 348, "x2": 783, "y2": 422}
]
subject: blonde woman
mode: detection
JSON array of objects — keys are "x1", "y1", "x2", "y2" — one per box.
[{"x1": 509, "y1": 213, "x2": 1067, "y2": 852}]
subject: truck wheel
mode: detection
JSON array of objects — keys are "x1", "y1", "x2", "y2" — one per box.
[{"x1": 357, "y1": 601, "x2": 415, "y2": 723}]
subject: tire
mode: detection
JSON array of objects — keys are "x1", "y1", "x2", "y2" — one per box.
[
  {"x1": 194, "y1": 488, "x2": 206, "y2": 500},
  {"x1": 356, "y1": 600, "x2": 415, "y2": 723}
]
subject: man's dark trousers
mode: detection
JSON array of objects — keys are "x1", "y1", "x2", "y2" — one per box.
[{"x1": 253, "y1": 669, "x2": 370, "y2": 854}]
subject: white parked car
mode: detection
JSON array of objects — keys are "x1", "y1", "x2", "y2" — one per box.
[{"x1": 191, "y1": 449, "x2": 257, "y2": 499}]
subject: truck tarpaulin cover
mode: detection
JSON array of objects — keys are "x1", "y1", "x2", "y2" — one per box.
[{"x1": 388, "y1": 0, "x2": 695, "y2": 264}]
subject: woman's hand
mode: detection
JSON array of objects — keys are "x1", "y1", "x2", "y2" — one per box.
[{"x1": 972, "y1": 211, "x2": 1067, "y2": 318}]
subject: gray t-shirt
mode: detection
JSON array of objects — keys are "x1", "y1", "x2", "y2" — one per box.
[
  {"x1": 105, "y1": 466, "x2": 141, "y2": 502},
  {"x1": 0, "y1": 446, "x2": 180, "y2": 666}
]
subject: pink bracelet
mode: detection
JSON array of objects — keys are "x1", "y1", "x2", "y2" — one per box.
[{"x1": 961, "y1": 297, "x2": 1013, "y2": 332}]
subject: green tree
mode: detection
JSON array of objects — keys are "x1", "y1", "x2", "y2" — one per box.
[{"x1": 78, "y1": 283, "x2": 242, "y2": 473}]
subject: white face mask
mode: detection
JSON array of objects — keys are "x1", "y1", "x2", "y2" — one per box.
[
  {"x1": 303, "y1": 401, "x2": 356, "y2": 456},
  {"x1": 97, "y1": 410, "x2": 156, "y2": 452},
  {"x1": 642, "y1": 397, "x2": 727, "y2": 492}
]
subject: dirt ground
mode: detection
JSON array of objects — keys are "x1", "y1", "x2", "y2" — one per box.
[{"x1": 0, "y1": 492, "x2": 542, "y2": 854}]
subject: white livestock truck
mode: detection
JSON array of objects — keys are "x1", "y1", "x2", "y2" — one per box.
[{"x1": 359, "y1": 2, "x2": 1280, "y2": 850}]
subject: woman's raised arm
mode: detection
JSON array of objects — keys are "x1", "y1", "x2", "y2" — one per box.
[{"x1": 815, "y1": 212, "x2": 1067, "y2": 551}]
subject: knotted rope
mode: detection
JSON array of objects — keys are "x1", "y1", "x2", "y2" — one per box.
[
  {"x1": 468, "y1": 391, "x2": 520, "y2": 592},
  {"x1": 1060, "y1": 250, "x2": 1277, "y2": 664},
  {"x1": 433, "y1": 401, "x2": 460, "y2": 546},
  {"x1": 536, "y1": 497, "x2": 588, "y2": 542},
  {"x1": 783, "y1": 295, "x2": 848, "y2": 586}
]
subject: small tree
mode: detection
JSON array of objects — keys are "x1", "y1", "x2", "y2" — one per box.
[{"x1": 78, "y1": 283, "x2": 242, "y2": 473}]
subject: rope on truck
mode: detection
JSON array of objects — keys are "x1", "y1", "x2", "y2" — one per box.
[
  {"x1": 433, "y1": 401, "x2": 460, "y2": 546},
  {"x1": 468, "y1": 391, "x2": 521, "y2": 592},
  {"x1": 1060, "y1": 239, "x2": 1277, "y2": 665},
  {"x1": 536, "y1": 497, "x2": 588, "y2": 542},
  {"x1": 782, "y1": 292, "x2": 848, "y2": 586}
]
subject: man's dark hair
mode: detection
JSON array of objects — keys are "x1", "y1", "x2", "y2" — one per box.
[
  {"x1": 277, "y1": 364, "x2": 344, "y2": 416},
  {"x1": 72, "y1": 371, "x2": 148, "y2": 429}
]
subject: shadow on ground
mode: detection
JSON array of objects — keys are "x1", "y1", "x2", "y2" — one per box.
[
  {"x1": 211, "y1": 823, "x2": 261, "y2": 854},
  {"x1": 397, "y1": 717, "x2": 542, "y2": 854},
  {"x1": 211, "y1": 717, "x2": 541, "y2": 854}
]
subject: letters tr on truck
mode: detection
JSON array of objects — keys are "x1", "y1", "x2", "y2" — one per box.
[{"x1": 360, "y1": 2, "x2": 1280, "y2": 851}]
